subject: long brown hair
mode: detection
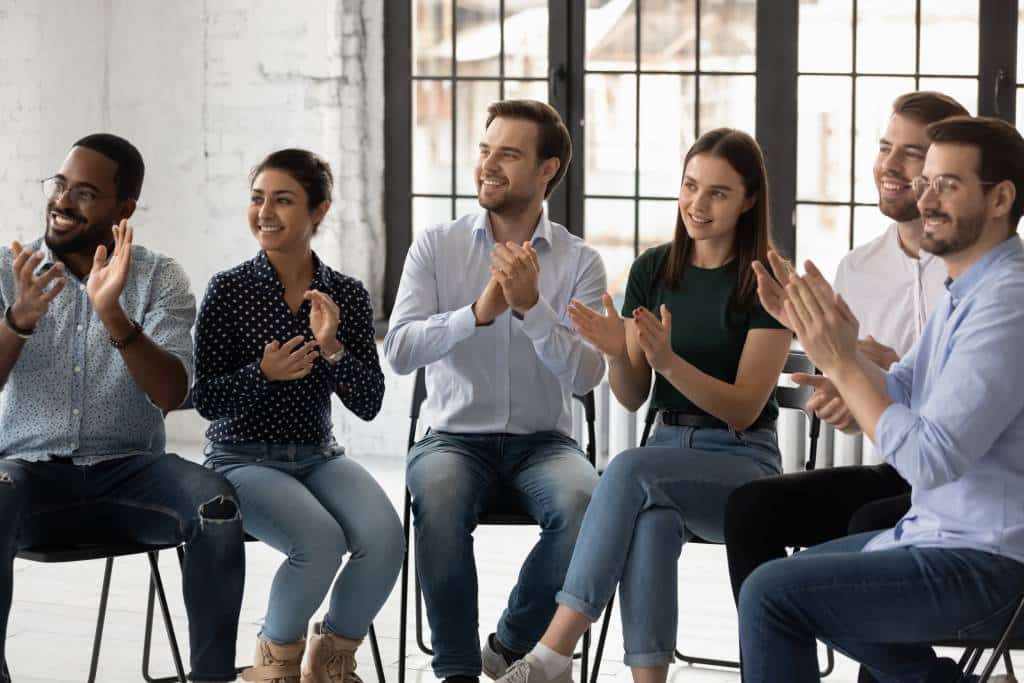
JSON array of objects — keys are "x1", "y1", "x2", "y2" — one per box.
[{"x1": 663, "y1": 128, "x2": 774, "y2": 318}]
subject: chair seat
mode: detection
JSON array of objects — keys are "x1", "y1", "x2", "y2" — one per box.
[{"x1": 17, "y1": 542, "x2": 181, "y2": 563}]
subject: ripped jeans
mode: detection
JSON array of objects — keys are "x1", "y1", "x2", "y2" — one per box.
[{"x1": 0, "y1": 453, "x2": 245, "y2": 682}]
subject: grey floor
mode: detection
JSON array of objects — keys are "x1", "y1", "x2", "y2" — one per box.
[{"x1": 5, "y1": 444, "x2": 1017, "y2": 682}]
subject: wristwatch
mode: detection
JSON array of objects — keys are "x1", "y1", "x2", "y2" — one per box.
[{"x1": 324, "y1": 346, "x2": 346, "y2": 364}]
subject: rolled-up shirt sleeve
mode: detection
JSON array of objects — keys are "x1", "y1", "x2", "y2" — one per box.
[
  {"x1": 877, "y1": 290, "x2": 1024, "y2": 491},
  {"x1": 519, "y1": 247, "x2": 607, "y2": 395},
  {"x1": 145, "y1": 257, "x2": 197, "y2": 388},
  {"x1": 384, "y1": 230, "x2": 477, "y2": 375}
]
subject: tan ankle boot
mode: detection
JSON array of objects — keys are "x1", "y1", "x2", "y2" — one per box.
[
  {"x1": 301, "y1": 621, "x2": 363, "y2": 683},
  {"x1": 241, "y1": 636, "x2": 305, "y2": 682}
]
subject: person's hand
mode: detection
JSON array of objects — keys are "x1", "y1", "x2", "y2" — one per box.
[
  {"x1": 634, "y1": 304, "x2": 675, "y2": 373},
  {"x1": 491, "y1": 241, "x2": 540, "y2": 314},
  {"x1": 86, "y1": 220, "x2": 133, "y2": 318},
  {"x1": 792, "y1": 372, "x2": 859, "y2": 433},
  {"x1": 304, "y1": 289, "x2": 343, "y2": 356},
  {"x1": 7, "y1": 241, "x2": 66, "y2": 331},
  {"x1": 752, "y1": 250, "x2": 798, "y2": 330},
  {"x1": 857, "y1": 335, "x2": 899, "y2": 370},
  {"x1": 260, "y1": 335, "x2": 320, "y2": 381},
  {"x1": 784, "y1": 260, "x2": 860, "y2": 376},
  {"x1": 473, "y1": 276, "x2": 509, "y2": 325},
  {"x1": 568, "y1": 293, "x2": 626, "y2": 358}
]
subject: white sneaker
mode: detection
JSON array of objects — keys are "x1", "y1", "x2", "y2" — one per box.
[
  {"x1": 494, "y1": 654, "x2": 572, "y2": 683},
  {"x1": 482, "y1": 635, "x2": 512, "y2": 679}
]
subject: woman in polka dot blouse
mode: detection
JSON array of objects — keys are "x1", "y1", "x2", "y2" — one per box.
[{"x1": 192, "y1": 149, "x2": 403, "y2": 683}]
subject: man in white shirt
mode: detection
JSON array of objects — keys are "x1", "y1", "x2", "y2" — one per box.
[
  {"x1": 384, "y1": 100, "x2": 605, "y2": 683},
  {"x1": 724, "y1": 91, "x2": 967, "y2": 604}
]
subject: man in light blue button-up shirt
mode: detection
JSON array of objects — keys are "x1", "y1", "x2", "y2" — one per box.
[
  {"x1": 0, "y1": 135, "x2": 243, "y2": 683},
  {"x1": 738, "y1": 116, "x2": 1024, "y2": 683},
  {"x1": 385, "y1": 100, "x2": 605, "y2": 681}
]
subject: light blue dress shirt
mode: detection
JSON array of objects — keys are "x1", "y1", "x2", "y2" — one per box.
[
  {"x1": 866, "y1": 235, "x2": 1024, "y2": 563},
  {"x1": 384, "y1": 211, "x2": 607, "y2": 436},
  {"x1": 0, "y1": 238, "x2": 196, "y2": 464}
]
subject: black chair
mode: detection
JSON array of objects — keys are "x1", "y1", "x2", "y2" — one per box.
[
  {"x1": 397, "y1": 367, "x2": 597, "y2": 683},
  {"x1": 588, "y1": 349, "x2": 832, "y2": 681},
  {"x1": 16, "y1": 541, "x2": 189, "y2": 683}
]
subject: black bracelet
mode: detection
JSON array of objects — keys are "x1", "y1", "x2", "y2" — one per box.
[
  {"x1": 109, "y1": 319, "x2": 143, "y2": 349},
  {"x1": 3, "y1": 306, "x2": 34, "y2": 339}
]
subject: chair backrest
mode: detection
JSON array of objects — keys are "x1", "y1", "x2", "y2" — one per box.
[
  {"x1": 406, "y1": 366, "x2": 597, "y2": 467},
  {"x1": 638, "y1": 349, "x2": 822, "y2": 470}
]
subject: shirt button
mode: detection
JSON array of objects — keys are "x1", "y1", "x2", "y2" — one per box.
[
  {"x1": 76, "y1": 325, "x2": 84, "y2": 332},
  {"x1": 72, "y1": 408, "x2": 80, "y2": 416},
  {"x1": 74, "y1": 366, "x2": 81, "y2": 373},
  {"x1": 79, "y1": 284, "x2": 85, "y2": 292}
]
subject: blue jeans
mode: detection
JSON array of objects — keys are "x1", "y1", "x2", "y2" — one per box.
[
  {"x1": 406, "y1": 430, "x2": 599, "y2": 678},
  {"x1": 0, "y1": 453, "x2": 245, "y2": 682},
  {"x1": 739, "y1": 531, "x2": 1024, "y2": 683},
  {"x1": 205, "y1": 442, "x2": 404, "y2": 644},
  {"x1": 555, "y1": 425, "x2": 781, "y2": 667}
]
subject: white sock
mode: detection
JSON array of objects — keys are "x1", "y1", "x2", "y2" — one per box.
[{"x1": 529, "y1": 643, "x2": 571, "y2": 678}]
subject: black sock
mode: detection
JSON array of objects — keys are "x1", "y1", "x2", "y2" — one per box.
[{"x1": 489, "y1": 633, "x2": 526, "y2": 665}]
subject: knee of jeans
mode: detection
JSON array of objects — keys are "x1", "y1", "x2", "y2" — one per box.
[
  {"x1": 546, "y1": 481, "x2": 594, "y2": 532},
  {"x1": 291, "y1": 523, "x2": 348, "y2": 572},
  {"x1": 354, "y1": 517, "x2": 406, "y2": 576},
  {"x1": 409, "y1": 467, "x2": 481, "y2": 532},
  {"x1": 737, "y1": 557, "x2": 787, "y2": 620},
  {"x1": 723, "y1": 479, "x2": 775, "y2": 544}
]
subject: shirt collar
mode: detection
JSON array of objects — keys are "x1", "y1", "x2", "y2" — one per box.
[
  {"x1": 471, "y1": 210, "x2": 553, "y2": 250},
  {"x1": 946, "y1": 235, "x2": 1023, "y2": 307},
  {"x1": 252, "y1": 250, "x2": 330, "y2": 290}
]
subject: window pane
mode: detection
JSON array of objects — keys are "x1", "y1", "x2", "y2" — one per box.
[
  {"x1": 638, "y1": 75, "x2": 694, "y2": 197},
  {"x1": 413, "y1": 197, "x2": 455, "y2": 241},
  {"x1": 640, "y1": 0, "x2": 696, "y2": 72},
  {"x1": 503, "y1": 0, "x2": 549, "y2": 78},
  {"x1": 797, "y1": 76, "x2": 852, "y2": 203},
  {"x1": 1019, "y1": 5, "x2": 1024, "y2": 86},
  {"x1": 455, "y1": 197, "x2": 481, "y2": 219},
  {"x1": 585, "y1": 198, "x2": 636, "y2": 299},
  {"x1": 638, "y1": 199, "x2": 678, "y2": 254},
  {"x1": 586, "y1": 73, "x2": 638, "y2": 195},
  {"x1": 853, "y1": 205, "x2": 891, "y2": 249},
  {"x1": 854, "y1": 77, "x2": 915, "y2": 205},
  {"x1": 796, "y1": 203, "x2": 850, "y2": 286},
  {"x1": 919, "y1": 0, "x2": 978, "y2": 76},
  {"x1": 799, "y1": 0, "x2": 852, "y2": 74},
  {"x1": 455, "y1": 0, "x2": 501, "y2": 76},
  {"x1": 1019, "y1": 89, "x2": 1024, "y2": 135},
  {"x1": 414, "y1": 0, "x2": 454, "y2": 76},
  {"x1": 587, "y1": 0, "x2": 636, "y2": 72},
  {"x1": 917, "y1": 78, "x2": 977, "y2": 115},
  {"x1": 455, "y1": 80, "x2": 501, "y2": 196},
  {"x1": 504, "y1": 79, "x2": 548, "y2": 102},
  {"x1": 413, "y1": 80, "x2": 454, "y2": 195},
  {"x1": 856, "y1": 0, "x2": 915, "y2": 75},
  {"x1": 699, "y1": 75, "x2": 756, "y2": 137},
  {"x1": 700, "y1": 0, "x2": 756, "y2": 73}
]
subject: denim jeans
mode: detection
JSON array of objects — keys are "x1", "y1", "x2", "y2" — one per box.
[
  {"x1": 0, "y1": 453, "x2": 245, "y2": 682},
  {"x1": 205, "y1": 442, "x2": 404, "y2": 644},
  {"x1": 406, "y1": 430, "x2": 599, "y2": 678},
  {"x1": 555, "y1": 424, "x2": 781, "y2": 667},
  {"x1": 739, "y1": 532, "x2": 1024, "y2": 683}
]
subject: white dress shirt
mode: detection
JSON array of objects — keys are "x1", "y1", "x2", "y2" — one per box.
[{"x1": 384, "y1": 211, "x2": 607, "y2": 436}]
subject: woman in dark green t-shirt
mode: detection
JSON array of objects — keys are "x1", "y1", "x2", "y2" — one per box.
[{"x1": 493, "y1": 129, "x2": 792, "y2": 683}]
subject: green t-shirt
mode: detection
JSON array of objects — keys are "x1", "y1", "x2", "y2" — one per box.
[{"x1": 621, "y1": 243, "x2": 787, "y2": 423}]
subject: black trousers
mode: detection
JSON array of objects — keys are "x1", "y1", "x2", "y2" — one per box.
[{"x1": 724, "y1": 463, "x2": 911, "y2": 603}]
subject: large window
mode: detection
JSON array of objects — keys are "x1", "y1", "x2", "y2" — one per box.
[{"x1": 384, "y1": 1, "x2": 1018, "y2": 319}]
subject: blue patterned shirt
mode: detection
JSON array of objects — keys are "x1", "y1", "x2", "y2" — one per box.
[
  {"x1": 192, "y1": 251, "x2": 384, "y2": 445},
  {"x1": 0, "y1": 239, "x2": 196, "y2": 464}
]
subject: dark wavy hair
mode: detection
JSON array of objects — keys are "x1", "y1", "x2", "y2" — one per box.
[
  {"x1": 250, "y1": 149, "x2": 334, "y2": 230},
  {"x1": 72, "y1": 133, "x2": 145, "y2": 201},
  {"x1": 663, "y1": 128, "x2": 774, "y2": 318}
]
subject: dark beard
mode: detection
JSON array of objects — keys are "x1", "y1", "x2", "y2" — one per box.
[
  {"x1": 879, "y1": 196, "x2": 920, "y2": 223},
  {"x1": 921, "y1": 211, "x2": 985, "y2": 256},
  {"x1": 43, "y1": 208, "x2": 114, "y2": 257}
]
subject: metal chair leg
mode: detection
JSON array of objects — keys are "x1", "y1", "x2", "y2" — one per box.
[
  {"x1": 142, "y1": 551, "x2": 188, "y2": 683},
  {"x1": 580, "y1": 627, "x2": 590, "y2": 683},
  {"x1": 398, "y1": 490, "x2": 412, "y2": 683},
  {"x1": 590, "y1": 595, "x2": 615, "y2": 683},
  {"x1": 86, "y1": 557, "x2": 115, "y2": 683},
  {"x1": 368, "y1": 623, "x2": 386, "y2": 683},
  {"x1": 819, "y1": 644, "x2": 835, "y2": 677}
]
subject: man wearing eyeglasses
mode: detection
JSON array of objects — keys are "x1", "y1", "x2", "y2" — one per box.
[
  {"x1": 0, "y1": 135, "x2": 244, "y2": 683},
  {"x1": 725, "y1": 91, "x2": 967, "y2": 608},
  {"x1": 739, "y1": 115, "x2": 1024, "y2": 683}
]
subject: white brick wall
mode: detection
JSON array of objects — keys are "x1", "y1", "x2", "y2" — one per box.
[{"x1": 1, "y1": 0, "x2": 411, "y2": 457}]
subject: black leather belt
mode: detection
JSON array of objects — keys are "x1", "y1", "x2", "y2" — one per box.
[{"x1": 658, "y1": 410, "x2": 776, "y2": 432}]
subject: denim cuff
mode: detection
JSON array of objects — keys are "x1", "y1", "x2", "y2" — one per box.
[
  {"x1": 622, "y1": 649, "x2": 676, "y2": 668},
  {"x1": 555, "y1": 589, "x2": 603, "y2": 621}
]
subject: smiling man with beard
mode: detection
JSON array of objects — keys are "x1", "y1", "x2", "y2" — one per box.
[
  {"x1": 384, "y1": 100, "x2": 605, "y2": 683},
  {"x1": 723, "y1": 92, "x2": 967, "y2": 613},
  {"x1": 0, "y1": 134, "x2": 245, "y2": 683}
]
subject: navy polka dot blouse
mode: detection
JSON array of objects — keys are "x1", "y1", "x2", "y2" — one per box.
[{"x1": 192, "y1": 250, "x2": 384, "y2": 445}]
